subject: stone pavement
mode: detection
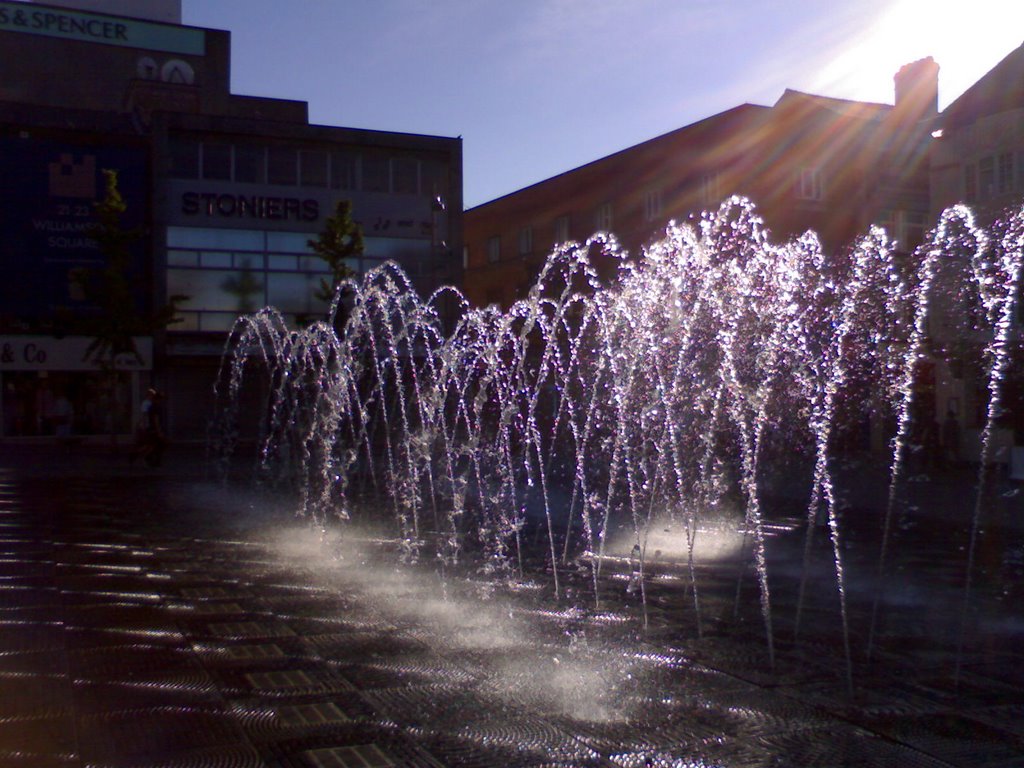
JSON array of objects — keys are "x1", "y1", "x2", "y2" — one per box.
[{"x1": 0, "y1": 442, "x2": 1023, "y2": 767}]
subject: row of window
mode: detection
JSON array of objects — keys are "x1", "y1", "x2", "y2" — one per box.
[
  {"x1": 964, "y1": 151, "x2": 1024, "y2": 202},
  {"x1": 479, "y1": 166, "x2": 827, "y2": 265},
  {"x1": 877, "y1": 208, "x2": 927, "y2": 252},
  {"x1": 168, "y1": 138, "x2": 447, "y2": 197},
  {"x1": 485, "y1": 213, "x2": 571, "y2": 264},
  {"x1": 166, "y1": 226, "x2": 331, "y2": 331}
]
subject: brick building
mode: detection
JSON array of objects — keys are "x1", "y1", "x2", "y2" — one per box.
[{"x1": 464, "y1": 59, "x2": 938, "y2": 309}]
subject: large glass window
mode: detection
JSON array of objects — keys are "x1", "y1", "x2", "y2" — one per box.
[
  {"x1": 267, "y1": 231, "x2": 311, "y2": 252},
  {"x1": 166, "y1": 226, "x2": 330, "y2": 331},
  {"x1": 168, "y1": 227, "x2": 264, "y2": 250},
  {"x1": 1, "y1": 370, "x2": 132, "y2": 437}
]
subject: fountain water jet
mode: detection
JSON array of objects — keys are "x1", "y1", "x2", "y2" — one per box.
[{"x1": 212, "y1": 197, "x2": 1024, "y2": 690}]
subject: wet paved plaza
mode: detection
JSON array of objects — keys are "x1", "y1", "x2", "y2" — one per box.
[{"x1": 1, "y1": 445, "x2": 1023, "y2": 767}]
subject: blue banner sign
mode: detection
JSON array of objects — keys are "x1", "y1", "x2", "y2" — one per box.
[
  {"x1": 0, "y1": 136, "x2": 149, "y2": 321},
  {"x1": 0, "y1": 1, "x2": 204, "y2": 54}
]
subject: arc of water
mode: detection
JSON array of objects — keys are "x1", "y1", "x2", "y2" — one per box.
[
  {"x1": 955, "y1": 207, "x2": 1024, "y2": 685},
  {"x1": 867, "y1": 208, "x2": 974, "y2": 659}
]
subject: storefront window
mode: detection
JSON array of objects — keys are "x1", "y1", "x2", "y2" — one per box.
[{"x1": 2, "y1": 371, "x2": 131, "y2": 437}]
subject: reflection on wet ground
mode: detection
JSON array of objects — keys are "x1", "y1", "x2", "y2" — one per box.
[{"x1": 0, "y1": 452, "x2": 1022, "y2": 767}]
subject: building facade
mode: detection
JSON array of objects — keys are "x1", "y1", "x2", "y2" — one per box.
[
  {"x1": 0, "y1": 0, "x2": 463, "y2": 442},
  {"x1": 464, "y1": 60, "x2": 937, "y2": 310},
  {"x1": 928, "y1": 42, "x2": 1024, "y2": 461}
]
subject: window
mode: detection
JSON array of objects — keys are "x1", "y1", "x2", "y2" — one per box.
[
  {"x1": 421, "y1": 159, "x2": 448, "y2": 198},
  {"x1": 797, "y1": 168, "x2": 823, "y2": 200},
  {"x1": 267, "y1": 146, "x2": 297, "y2": 186},
  {"x1": 487, "y1": 236, "x2": 501, "y2": 263},
  {"x1": 903, "y1": 211, "x2": 926, "y2": 250},
  {"x1": 234, "y1": 143, "x2": 265, "y2": 184},
  {"x1": 300, "y1": 150, "x2": 329, "y2": 187},
  {"x1": 518, "y1": 226, "x2": 533, "y2": 256},
  {"x1": 392, "y1": 157, "x2": 419, "y2": 195},
  {"x1": 166, "y1": 226, "x2": 331, "y2": 332},
  {"x1": 880, "y1": 209, "x2": 926, "y2": 252},
  {"x1": 964, "y1": 164, "x2": 977, "y2": 203},
  {"x1": 701, "y1": 173, "x2": 720, "y2": 206},
  {"x1": 169, "y1": 137, "x2": 199, "y2": 178},
  {"x1": 330, "y1": 151, "x2": 356, "y2": 190},
  {"x1": 998, "y1": 152, "x2": 1014, "y2": 194},
  {"x1": 201, "y1": 142, "x2": 232, "y2": 180},
  {"x1": 978, "y1": 156, "x2": 994, "y2": 198},
  {"x1": 362, "y1": 153, "x2": 390, "y2": 193},
  {"x1": 594, "y1": 203, "x2": 613, "y2": 231},
  {"x1": 644, "y1": 189, "x2": 662, "y2": 222},
  {"x1": 553, "y1": 215, "x2": 570, "y2": 245}
]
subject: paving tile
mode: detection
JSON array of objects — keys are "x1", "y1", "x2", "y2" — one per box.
[{"x1": 0, "y1": 465, "x2": 1020, "y2": 767}]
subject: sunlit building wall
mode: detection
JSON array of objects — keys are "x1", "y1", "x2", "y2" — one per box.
[
  {"x1": 464, "y1": 61, "x2": 936, "y2": 312},
  {"x1": 929, "y1": 42, "x2": 1024, "y2": 454}
]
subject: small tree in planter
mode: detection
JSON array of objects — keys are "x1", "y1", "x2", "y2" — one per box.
[
  {"x1": 308, "y1": 199, "x2": 362, "y2": 327},
  {"x1": 74, "y1": 169, "x2": 186, "y2": 444}
]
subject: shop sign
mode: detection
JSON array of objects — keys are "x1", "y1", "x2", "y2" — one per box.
[
  {"x1": 181, "y1": 191, "x2": 319, "y2": 222},
  {"x1": 0, "y1": 1, "x2": 204, "y2": 55},
  {"x1": 0, "y1": 336, "x2": 152, "y2": 371}
]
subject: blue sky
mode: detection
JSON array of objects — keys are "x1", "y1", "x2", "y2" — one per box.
[{"x1": 181, "y1": 1, "x2": 1024, "y2": 209}]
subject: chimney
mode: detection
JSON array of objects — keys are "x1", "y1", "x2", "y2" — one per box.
[{"x1": 894, "y1": 56, "x2": 939, "y2": 118}]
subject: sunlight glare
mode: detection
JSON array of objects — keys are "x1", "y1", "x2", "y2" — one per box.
[{"x1": 814, "y1": 0, "x2": 1024, "y2": 108}]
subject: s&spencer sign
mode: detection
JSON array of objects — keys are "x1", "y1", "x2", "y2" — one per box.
[{"x1": 0, "y1": 1, "x2": 204, "y2": 55}]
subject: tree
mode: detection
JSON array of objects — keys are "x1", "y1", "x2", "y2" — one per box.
[
  {"x1": 75, "y1": 169, "x2": 186, "y2": 363},
  {"x1": 73, "y1": 169, "x2": 186, "y2": 437},
  {"x1": 308, "y1": 199, "x2": 362, "y2": 305},
  {"x1": 220, "y1": 257, "x2": 264, "y2": 314}
]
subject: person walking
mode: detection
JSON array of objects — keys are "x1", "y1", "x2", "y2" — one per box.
[{"x1": 130, "y1": 388, "x2": 168, "y2": 467}]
